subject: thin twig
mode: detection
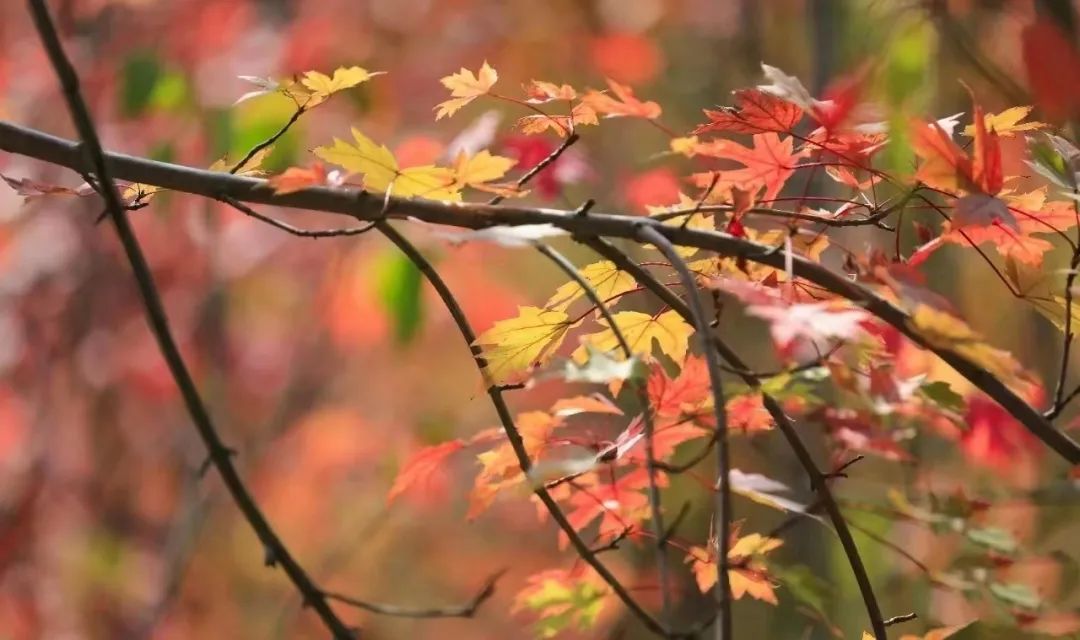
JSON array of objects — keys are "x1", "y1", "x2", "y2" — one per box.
[
  {"x1": 23, "y1": 1, "x2": 355, "y2": 637},
  {"x1": 321, "y1": 571, "x2": 503, "y2": 619},
  {"x1": 219, "y1": 194, "x2": 377, "y2": 238},
  {"x1": 636, "y1": 226, "x2": 732, "y2": 640},
  {"x1": 489, "y1": 132, "x2": 580, "y2": 205},
  {"x1": 229, "y1": 105, "x2": 307, "y2": 175}
]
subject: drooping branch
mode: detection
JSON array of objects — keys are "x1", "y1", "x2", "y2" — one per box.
[
  {"x1": 23, "y1": 1, "x2": 355, "y2": 637},
  {"x1": 374, "y1": 222, "x2": 674, "y2": 639},
  {"x1": 0, "y1": 119, "x2": 1077, "y2": 464},
  {"x1": 636, "y1": 226, "x2": 732, "y2": 640},
  {"x1": 583, "y1": 236, "x2": 889, "y2": 640},
  {"x1": 534, "y1": 241, "x2": 672, "y2": 622}
]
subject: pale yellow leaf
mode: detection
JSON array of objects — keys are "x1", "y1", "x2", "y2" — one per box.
[
  {"x1": 314, "y1": 128, "x2": 460, "y2": 200},
  {"x1": 300, "y1": 66, "x2": 382, "y2": 98},
  {"x1": 908, "y1": 305, "x2": 1028, "y2": 388},
  {"x1": 573, "y1": 310, "x2": 693, "y2": 364},
  {"x1": 452, "y1": 150, "x2": 517, "y2": 187},
  {"x1": 474, "y1": 306, "x2": 573, "y2": 384},
  {"x1": 961, "y1": 105, "x2": 1046, "y2": 137},
  {"x1": 545, "y1": 261, "x2": 637, "y2": 312},
  {"x1": 435, "y1": 62, "x2": 498, "y2": 120}
]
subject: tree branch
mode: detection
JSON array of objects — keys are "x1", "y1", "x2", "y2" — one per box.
[
  {"x1": 583, "y1": 236, "x2": 888, "y2": 640},
  {"x1": 23, "y1": 1, "x2": 355, "y2": 637},
  {"x1": 636, "y1": 227, "x2": 732, "y2": 640},
  {"x1": 0, "y1": 118, "x2": 1076, "y2": 464},
  {"x1": 534, "y1": 241, "x2": 672, "y2": 622},
  {"x1": 375, "y1": 222, "x2": 673, "y2": 638},
  {"x1": 321, "y1": 571, "x2": 503, "y2": 619}
]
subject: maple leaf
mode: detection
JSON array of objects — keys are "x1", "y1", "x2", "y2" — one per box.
[
  {"x1": 563, "y1": 468, "x2": 662, "y2": 543},
  {"x1": 208, "y1": 146, "x2": 275, "y2": 177},
  {"x1": 233, "y1": 75, "x2": 280, "y2": 106},
  {"x1": 550, "y1": 394, "x2": 623, "y2": 417},
  {"x1": 430, "y1": 224, "x2": 568, "y2": 247},
  {"x1": 314, "y1": 127, "x2": 460, "y2": 200},
  {"x1": 686, "y1": 531, "x2": 784, "y2": 603},
  {"x1": 726, "y1": 393, "x2": 773, "y2": 432},
  {"x1": 513, "y1": 569, "x2": 608, "y2": 638},
  {"x1": 523, "y1": 80, "x2": 577, "y2": 102},
  {"x1": 1, "y1": 173, "x2": 95, "y2": 201},
  {"x1": 961, "y1": 106, "x2": 1046, "y2": 137},
  {"x1": 695, "y1": 88, "x2": 804, "y2": 135},
  {"x1": 473, "y1": 306, "x2": 573, "y2": 384},
  {"x1": 757, "y1": 63, "x2": 817, "y2": 112},
  {"x1": 516, "y1": 103, "x2": 598, "y2": 137},
  {"x1": 1003, "y1": 254, "x2": 1080, "y2": 332},
  {"x1": 386, "y1": 440, "x2": 466, "y2": 504},
  {"x1": 298, "y1": 66, "x2": 383, "y2": 106},
  {"x1": 647, "y1": 355, "x2": 711, "y2": 417},
  {"x1": 545, "y1": 261, "x2": 637, "y2": 312},
  {"x1": 693, "y1": 133, "x2": 801, "y2": 201},
  {"x1": 450, "y1": 149, "x2": 517, "y2": 190},
  {"x1": 907, "y1": 304, "x2": 1029, "y2": 389},
  {"x1": 467, "y1": 411, "x2": 567, "y2": 518},
  {"x1": 267, "y1": 162, "x2": 346, "y2": 194},
  {"x1": 573, "y1": 310, "x2": 693, "y2": 365},
  {"x1": 581, "y1": 78, "x2": 661, "y2": 119},
  {"x1": 714, "y1": 278, "x2": 869, "y2": 359},
  {"x1": 435, "y1": 62, "x2": 498, "y2": 120}
]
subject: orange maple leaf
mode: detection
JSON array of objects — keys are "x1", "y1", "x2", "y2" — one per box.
[
  {"x1": 582, "y1": 78, "x2": 662, "y2": 119},
  {"x1": 692, "y1": 132, "x2": 801, "y2": 202},
  {"x1": 386, "y1": 440, "x2": 466, "y2": 504},
  {"x1": 694, "y1": 88, "x2": 804, "y2": 135},
  {"x1": 435, "y1": 62, "x2": 498, "y2": 120}
]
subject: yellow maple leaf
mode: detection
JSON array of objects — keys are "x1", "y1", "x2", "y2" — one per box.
[
  {"x1": 908, "y1": 305, "x2": 1028, "y2": 388},
  {"x1": 517, "y1": 103, "x2": 599, "y2": 137},
  {"x1": 545, "y1": 261, "x2": 637, "y2": 313},
  {"x1": 473, "y1": 306, "x2": 573, "y2": 384},
  {"x1": 451, "y1": 150, "x2": 517, "y2": 188},
  {"x1": 686, "y1": 533, "x2": 783, "y2": 603},
  {"x1": 962, "y1": 105, "x2": 1046, "y2": 137},
  {"x1": 207, "y1": 146, "x2": 274, "y2": 176},
  {"x1": 314, "y1": 127, "x2": 460, "y2": 200},
  {"x1": 435, "y1": 62, "x2": 498, "y2": 120},
  {"x1": 670, "y1": 136, "x2": 700, "y2": 157},
  {"x1": 573, "y1": 310, "x2": 693, "y2": 364},
  {"x1": 300, "y1": 66, "x2": 383, "y2": 100}
]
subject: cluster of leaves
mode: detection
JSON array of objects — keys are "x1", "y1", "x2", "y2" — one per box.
[{"x1": 7, "y1": 49, "x2": 1080, "y2": 639}]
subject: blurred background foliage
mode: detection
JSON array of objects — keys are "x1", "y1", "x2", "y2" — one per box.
[{"x1": 0, "y1": 0, "x2": 1077, "y2": 638}]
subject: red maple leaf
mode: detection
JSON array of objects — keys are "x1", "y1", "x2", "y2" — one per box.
[{"x1": 695, "y1": 88, "x2": 803, "y2": 135}]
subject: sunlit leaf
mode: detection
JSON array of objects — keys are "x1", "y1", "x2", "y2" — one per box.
[
  {"x1": 573, "y1": 310, "x2": 693, "y2": 365},
  {"x1": 435, "y1": 62, "x2": 498, "y2": 120},
  {"x1": 545, "y1": 261, "x2": 637, "y2": 312},
  {"x1": 474, "y1": 307, "x2": 574, "y2": 384}
]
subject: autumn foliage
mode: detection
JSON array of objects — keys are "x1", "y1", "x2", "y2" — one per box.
[{"x1": 2, "y1": 2, "x2": 1080, "y2": 640}]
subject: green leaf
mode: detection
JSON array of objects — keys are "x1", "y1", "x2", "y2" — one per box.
[
  {"x1": 918, "y1": 380, "x2": 965, "y2": 412},
  {"x1": 966, "y1": 527, "x2": 1017, "y2": 554},
  {"x1": 376, "y1": 251, "x2": 424, "y2": 345},
  {"x1": 121, "y1": 52, "x2": 162, "y2": 117},
  {"x1": 988, "y1": 581, "x2": 1042, "y2": 610}
]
